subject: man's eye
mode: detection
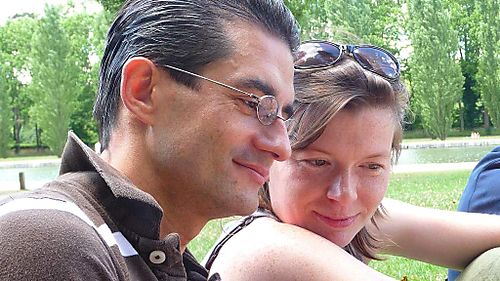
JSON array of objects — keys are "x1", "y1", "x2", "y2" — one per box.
[{"x1": 243, "y1": 99, "x2": 258, "y2": 110}]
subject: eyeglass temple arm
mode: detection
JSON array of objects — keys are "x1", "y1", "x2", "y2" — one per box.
[{"x1": 162, "y1": 64, "x2": 259, "y2": 100}]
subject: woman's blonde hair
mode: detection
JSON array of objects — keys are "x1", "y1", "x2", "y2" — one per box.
[{"x1": 259, "y1": 57, "x2": 409, "y2": 260}]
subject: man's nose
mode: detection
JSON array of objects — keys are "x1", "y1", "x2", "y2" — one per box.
[{"x1": 254, "y1": 119, "x2": 291, "y2": 162}]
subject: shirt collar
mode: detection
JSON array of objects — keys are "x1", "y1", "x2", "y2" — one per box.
[{"x1": 59, "y1": 131, "x2": 163, "y2": 238}]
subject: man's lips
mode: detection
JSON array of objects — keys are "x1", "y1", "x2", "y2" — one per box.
[
  {"x1": 233, "y1": 160, "x2": 270, "y2": 185},
  {"x1": 314, "y1": 211, "x2": 359, "y2": 229}
]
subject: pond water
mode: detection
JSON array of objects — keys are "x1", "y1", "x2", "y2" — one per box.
[
  {"x1": 397, "y1": 145, "x2": 497, "y2": 165},
  {"x1": 1, "y1": 165, "x2": 60, "y2": 191}
]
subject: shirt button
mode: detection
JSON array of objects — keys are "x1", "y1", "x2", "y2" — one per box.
[{"x1": 149, "y1": 250, "x2": 166, "y2": 264}]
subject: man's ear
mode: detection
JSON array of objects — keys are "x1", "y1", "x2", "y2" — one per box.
[{"x1": 120, "y1": 57, "x2": 158, "y2": 125}]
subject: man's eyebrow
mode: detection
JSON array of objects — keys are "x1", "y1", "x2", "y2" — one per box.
[{"x1": 235, "y1": 78, "x2": 276, "y2": 97}]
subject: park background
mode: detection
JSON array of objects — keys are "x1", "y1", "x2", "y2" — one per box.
[{"x1": 0, "y1": 0, "x2": 499, "y2": 280}]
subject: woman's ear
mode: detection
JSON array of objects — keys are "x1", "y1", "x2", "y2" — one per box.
[{"x1": 120, "y1": 57, "x2": 158, "y2": 125}]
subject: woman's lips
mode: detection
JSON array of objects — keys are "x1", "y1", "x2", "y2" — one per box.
[{"x1": 314, "y1": 211, "x2": 358, "y2": 229}]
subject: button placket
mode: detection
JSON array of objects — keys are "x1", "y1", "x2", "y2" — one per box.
[{"x1": 136, "y1": 232, "x2": 186, "y2": 279}]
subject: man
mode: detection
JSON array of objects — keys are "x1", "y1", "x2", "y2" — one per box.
[
  {"x1": 448, "y1": 146, "x2": 500, "y2": 281},
  {"x1": 0, "y1": 0, "x2": 299, "y2": 280}
]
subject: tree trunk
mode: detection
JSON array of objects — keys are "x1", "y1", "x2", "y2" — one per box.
[
  {"x1": 35, "y1": 123, "x2": 42, "y2": 152},
  {"x1": 484, "y1": 109, "x2": 490, "y2": 129},
  {"x1": 12, "y1": 107, "x2": 22, "y2": 155},
  {"x1": 459, "y1": 101, "x2": 464, "y2": 131}
]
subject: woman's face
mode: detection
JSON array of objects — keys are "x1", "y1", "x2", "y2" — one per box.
[{"x1": 269, "y1": 107, "x2": 395, "y2": 247}]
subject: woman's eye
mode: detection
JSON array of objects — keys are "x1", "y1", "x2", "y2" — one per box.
[
  {"x1": 367, "y1": 163, "x2": 382, "y2": 170},
  {"x1": 308, "y1": 159, "x2": 328, "y2": 167},
  {"x1": 365, "y1": 163, "x2": 385, "y2": 175}
]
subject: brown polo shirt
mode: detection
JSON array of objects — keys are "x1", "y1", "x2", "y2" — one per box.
[{"x1": 0, "y1": 132, "x2": 220, "y2": 281}]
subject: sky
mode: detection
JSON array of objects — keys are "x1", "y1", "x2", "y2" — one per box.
[{"x1": 0, "y1": 0, "x2": 102, "y2": 25}]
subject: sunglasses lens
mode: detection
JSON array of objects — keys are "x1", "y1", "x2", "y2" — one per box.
[
  {"x1": 353, "y1": 47, "x2": 399, "y2": 79},
  {"x1": 257, "y1": 96, "x2": 279, "y2": 125},
  {"x1": 294, "y1": 42, "x2": 341, "y2": 69}
]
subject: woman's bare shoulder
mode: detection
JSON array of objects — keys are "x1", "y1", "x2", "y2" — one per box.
[{"x1": 209, "y1": 217, "x2": 395, "y2": 281}]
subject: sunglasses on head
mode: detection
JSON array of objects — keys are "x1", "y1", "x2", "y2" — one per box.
[{"x1": 294, "y1": 40, "x2": 400, "y2": 81}]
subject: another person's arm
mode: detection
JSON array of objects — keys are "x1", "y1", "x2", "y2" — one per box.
[
  {"x1": 374, "y1": 198, "x2": 500, "y2": 270},
  {"x1": 209, "y1": 217, "x2": 396, "y2": 281}
]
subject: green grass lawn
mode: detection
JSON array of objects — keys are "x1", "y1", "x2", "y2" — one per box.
[
  {"x1": 188, "y1": 170, "x2": 471, "y2": 280},
  {"x1": 369, "y1": 170, "x2": 469, "y2": 280}
]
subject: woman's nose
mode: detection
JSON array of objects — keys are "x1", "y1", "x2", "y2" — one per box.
[{"x1": 326, "y1": 172, "x2": 358, "y2": 204}]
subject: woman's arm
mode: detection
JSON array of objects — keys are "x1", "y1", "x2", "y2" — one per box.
[
  {"x1": 209, "y1": 217, "x2": 396, "y2": 281},
  {"x1": 373, "y1": 198, "x2": 500, "y2": 270}
]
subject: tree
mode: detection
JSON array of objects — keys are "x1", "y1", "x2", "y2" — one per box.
[
  {"x1": 29, "y1": 5, "x2": 81, "y2": 156},
  {"x1": 284, "y1": 0, "x2": 330, "y2": 40},
  {"x1": 0, "y1": 56, "x2": 11, "y2": 157},
  {"x1": 285, "y1": 0, "x2": 403, "y2": 54},
  {"x1": 449, "y1": 0, "x2": 482, "y2": 130},
  {"x1": 476, "y1": 0, "x2": 500, "y2": 129},
  {"x1": 96, "y1": 0, "x2": 123, "y2": 13},
  {"x1": 63, "y1": 9, "x2": 108, "y2": 145},
  {"x1": 406, "y1": 0, "x2": 464, "y2": 140},
  {"x1": 0, "y1": 15, "x2": 37, "y2": 154}
]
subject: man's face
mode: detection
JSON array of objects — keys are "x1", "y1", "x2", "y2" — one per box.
[{"x1": 148, "y1": 22, "x2": 295, "y2": 219}]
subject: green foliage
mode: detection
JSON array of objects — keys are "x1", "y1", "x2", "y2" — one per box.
[
  {"x1": 96, "y1": 0, "x2": 124, "y2": 13},
  {"x1": 0, "y1": 1, "x2": 497, "y2": 153},
  {"x1": 285, "y1": 0, "x2": 403, "y2": 53},
  {"x1": 449, "y1": 0, "x2": 482, "y2": 130},
  {"x1": 0, "y1": 15, "x2": 37, "y2": 154},
  {"x1": 0, "y1": 3, "x2": 107, "y2": 156},
  {"x1": 406, "y1": 0, "x2": 465, "y2": 140},
  {"x1": 29, "y1": 5, "x2": 83, "y2": 156},
  {"x1": 476, "y1": 0, "x2": 500, "y2": 128},
  {"x1": 23, "y1": 4, "x2": 108, "y2": 156},
  {"x1": 64, "y1": 10, "x2": 108, "y2": 145},
  {"x1": 0, "y1": 53, "x2": 12, "y2": 157}
]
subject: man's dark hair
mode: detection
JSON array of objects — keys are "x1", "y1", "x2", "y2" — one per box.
[{"x1": 93, "y1": 0, "x2": 300, "y2": 150}]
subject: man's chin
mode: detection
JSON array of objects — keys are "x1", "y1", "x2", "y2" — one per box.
[{"x1": 230, "y1": 196, "x2": 260, "y2": 217}]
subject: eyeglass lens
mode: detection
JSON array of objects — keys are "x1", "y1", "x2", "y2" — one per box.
[{"x1": 257, "y1": 96, "x2": 280, "y2": 125}]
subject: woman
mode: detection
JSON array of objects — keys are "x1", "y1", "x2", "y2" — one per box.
[{"x1": 203, "y1": 40, "x2": 500, "y2": 280}]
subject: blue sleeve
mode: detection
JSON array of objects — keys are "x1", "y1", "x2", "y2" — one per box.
[
  {"x1": 457, "y1": 149, "x2": 500, "y2": 214},
  {"x1": 449, "y1": 147, "x2": 500, "y2": 281},
  {"x1": 460, "y1": 168, "x2": 500, "y2": 213}
]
